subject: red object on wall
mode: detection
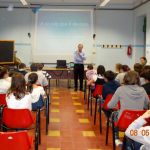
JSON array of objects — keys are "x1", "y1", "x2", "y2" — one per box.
[{"x1": 127, "y1": 45, "x2": 132, "y2": 55}]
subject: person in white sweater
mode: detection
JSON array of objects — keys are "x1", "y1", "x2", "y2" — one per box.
[
  {"x1": 27, "y1": 73, "x2": 45, "y2": 109},
  {"x1": 125, "y1": 110, "x2": 150, "y2": 150},
  {"x1": 25, "y1": 63, "x2": 48, "y2": 86},
  {"x1": 0, "y1": 66, "x2": 11, "y2": 94},
  {"x1": 6, "y1": 73, "x2": 32, "y2": 111},
  {"x1": 115, "y1": 65, "x2": 130, "y2": 84}
]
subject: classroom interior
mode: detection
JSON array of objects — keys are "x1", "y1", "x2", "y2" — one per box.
[{"x1": 1, "y1": 0, "x2": 150, "y2": 150}]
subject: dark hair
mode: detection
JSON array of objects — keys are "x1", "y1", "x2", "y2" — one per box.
[
  {"x1": 140, "y1": 69, "x2": 150, "y2": 82},
  {"x1": 134, "y1": 63, "x2": 142, "y2": 75},
  {"x1": 87, "y1": 64, "x2": 93, "y2": 70},
  {"x1": 143, "y1": 65, "x2": 150, "y2": 70},
  {"x1": 122, "y1": 71, "x2": 141, "y2": 86},
  {"x1": 37, "y1": 63, "x2": 43, "y2": 70},
  {"x1": 121, "y1": 65, "x2": 130, "y2": 72},
  {"x1": 0, "y1": 66, "x2": 8, "y2": 79},
  {"x1": 97, "y1": 65, "x2": 105, "y2": 76},
  {"x1": 7, "y1": 72, "x2": 28, "y2": 100},
  {"x1": 19, "y1": 63, "x2": 26, "y2": 69},
  {"x1": 140, "y1": 57, "x2": 147, "y2": 61},
  {"x1": 104, "y1": 70, "x2": 115, "y2": 81},
  {"x1": 116, "y1": 63, "x2": 122, "y2": 73},
  {"x1": 30, "y1": 63, "x2": 38, "y2": 71},
  {"x1": 27, "y1": 73, "x2": 38, "y2": 93},
  {"x1": 3, "y1": 65, "x2": 10, "y2": 72}
]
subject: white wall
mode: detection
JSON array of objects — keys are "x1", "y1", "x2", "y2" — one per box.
[
  {"x1": 0, "y1": 8, "x2": 32, "y2": 66},
  {"x1": 95, "y1": 10, "x2": 133, "y2": 71},
  {"x1": 133, "y1": 1, "x2": 150, "y2": 65}
]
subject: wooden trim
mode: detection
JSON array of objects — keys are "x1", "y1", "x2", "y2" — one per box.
[{"x1": 0, "y1": 40, "x2": 15, "y2": 65}]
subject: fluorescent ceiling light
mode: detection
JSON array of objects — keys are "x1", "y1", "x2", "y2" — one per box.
[
  {"x1": 20, "y1": 0, "x2": 28, "y2": 5},
  {"x1": 98, "y1": 0, "x2": 110, "y2": 7}
]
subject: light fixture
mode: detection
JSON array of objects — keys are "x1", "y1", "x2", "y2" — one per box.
[
  {"x1": 20, "y1": 0, "x2": 28, "y2": 5},
  {"x1": 98, "y1": 0, "x2": 110, "y2": 7}
]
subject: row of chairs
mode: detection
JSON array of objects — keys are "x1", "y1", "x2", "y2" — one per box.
[
  {"x1": 84, "y1": 80, "x2": 150, "y2": 150},
  {"x1": 0, "y1": 82, "x2": 51, "y2": 150}
]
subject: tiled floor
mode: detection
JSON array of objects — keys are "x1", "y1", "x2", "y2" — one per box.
[{"x1": 28, "y1": 83, "x2": 122, "y2": 150}]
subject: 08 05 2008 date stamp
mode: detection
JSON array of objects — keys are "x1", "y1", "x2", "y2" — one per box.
[{"x1": 130, "y1": 130, "x2": 150, "y2": 136}]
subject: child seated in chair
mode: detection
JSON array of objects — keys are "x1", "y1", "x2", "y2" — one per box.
[
  {"x1": 37, "y1": 63, "x2": 51, "y2": 79},
  {"x1": 86, "y1": 64, "x2": 97, "y2": 81},
  {"x1": 27, "y1": 73, "x2": 45, "y2": 110},
  {"x1": 3, "y1": 65, "x2": 11, "y2": 82},
  {"x1": 6, "y1": 72, "x2": 32, "y2": 111}
]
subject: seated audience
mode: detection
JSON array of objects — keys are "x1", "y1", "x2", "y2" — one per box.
[
  {"x1": 3, "y1": 65, "x2": 11, "y2": 82},
  {"x1": 27, "y1": 73, "x2": 45, "y2": 109},
  {"x1": 125, "y1": 110, "x2": 150, "y2": 150},
  {"x1": 108, "y1": 71, "x2": 149, "y2": 148},
  {"x1": 115, "y1": 65, "x2": 130, "y2": 84},
  {"x1": 17, "y1": 63, "x2": 27, "y2": 76},
  {"x1": 141, "y1": 57, "x2": 147, "y2": 67},
  {"x1": 6, "y1": 73, "x2": 32, "y2": 111},
  {"x1": 141, "y1": 69, "x2": 150, "y2": 95},
  {"x1": 134, "y1": 63, "x2": 145, "y2": 85},
  {"x1": 102, "y1": 71, "x2": 121, "y2": 101},
  {"x1": 0, "y1": 66, "x2": 11, "y2": 93},
  {"x1": 37, "y1": 63, "x2": 51, "y2": 79},
  {"x1": 86, "y1": 64, "x2": 97, "y2": 80},
  {"x1": 25, "y1": 63, "x2": 48, "y2": 86},
  {"x1": 114, "y1": 63, "x2": 122, "y2": 78},
  {"x1": 87, "y1": 65, "x2": 105, "y2": 87}
]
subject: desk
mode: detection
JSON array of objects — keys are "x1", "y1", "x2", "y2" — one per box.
[{"x1": 43, "y1": 67, "x2": 88, "y2": 88}]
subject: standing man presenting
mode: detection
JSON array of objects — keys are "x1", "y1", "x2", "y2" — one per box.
[{"x1": 74, "y1": 44, "x2": 86, "y2": 91}]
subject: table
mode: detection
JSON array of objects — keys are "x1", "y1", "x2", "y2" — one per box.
[{"x1": 43, "y1": 67, "x2": 88, "y2": 88}]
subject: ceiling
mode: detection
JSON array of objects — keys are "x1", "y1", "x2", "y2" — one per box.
[{"x1": 0, "y1": 0, "x2": 143, "y2": 9}]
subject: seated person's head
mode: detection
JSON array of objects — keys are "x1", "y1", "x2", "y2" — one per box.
[
  {"x1": 30, "y1": 63, "x2": 38, "y2": 72},
  {"x1": 3, "y1": 65, "x2": 10, "y2": 75},
  {"x1": 140, "y1": 69, "x2": 150, "y2": 83},
  {"x1": 97, "y1": 65, "x2": 105, "y2": 76},
  {"x1": 122, "y1": 71, "x2": 140, "y2": 86},
  {"x1": 7, "y1": 72, "x2": 26, "y2": 100},
  {"x1": 121, "y1": 65, "x2": 130, "y2": 73},
  {"x1": 37, "y1": 63, "x2": 44, "y2": 70},
  {"x1": 0, "y1": 66, "x2": 9, "y2": 79},
  {"x1": 19, "y1": 63, "x2": 26, "y2": 71},
  {"x1": 87, "y1": 64, "x2": 93, "y2": 70},
  {"x1": 104, "y1": 70, "x2": 115, "y2": 82},
  {"x1": 134, "y1": 63, "x2": 142, "y2": 75},
  {"x1": 27, "y1": 73, "x2": 38, "y2": 93},
  {"x1": 115, "y1": 63, "x2": 122, "y2": 73},
  {"x1": 143, "y1": 65, "x2": 150, "y2": 71}
]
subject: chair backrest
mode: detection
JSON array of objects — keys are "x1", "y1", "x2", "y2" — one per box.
[
  {"x1": 0, "y1": 131, "x2": 32, "y2": 150},
  {"x1": 116, "y1": 110, "x2": 149, "y2": 131},
  {"x1": 93, "y1": 85, "x2": 103, "y2": 97},
  {"x1": 102, "y1": 94, "x2": 114, "y2": 110},
  {"x1": 148, "y1": 95, "x2": 150, "y2": 100},
  {"x1": 2, "y1": 108, "x2": 33, "y2": 128},
  {"x1": 0, "y1": 94, "x2": 7, "y2": 106}
]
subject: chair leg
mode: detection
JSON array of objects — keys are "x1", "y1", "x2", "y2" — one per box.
[
  {"x1": 112, "y1": 112, "x2": 116, "y2": 150},
  {"x1": 46, "y1": 98, "x2": 49, "y2": 135},
  {"x1": 106, "y1": 111, "x2": 110, "y2": 145},
  {"x1": 87, "y1": 87, "x2": 90, "y2": 110},
  {"x1": 85, "y1": 80, "x2": 87, "y2": 104},
  {"x1": 35, "y1": 123, "x2": 39, "y2": 150},
  {"x1": 99, "y1": 100, "x2": 102, "y2": 134},
  {"x1": 94, "y1": 97, "x2": 97, "y2": 125},
  {"x1": 38, "y1": 110, "x2": 41, "y2": 145},
  {"x1": 90, "y1": 87, "x2": 92, "y2": 116}
]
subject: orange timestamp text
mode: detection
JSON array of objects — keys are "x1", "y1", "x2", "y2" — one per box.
[{"x1": 130, "y1": 130, "x2": 149, "y2": 136}]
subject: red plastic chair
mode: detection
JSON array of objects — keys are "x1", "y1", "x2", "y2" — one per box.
[
  {"x1": 148, "y1": 95, "x2": 150, "y2": 100},
  {"x1": 88, "y1": 85, "x2": 102, "y2": 116},
  {"x1": 0, "y1": 131, "x2": 33, "y2": 150},
  {"x1": 0, "y1": 107, "x2": 40, "y2": 149},
  {"x1": 111, "y1": 110, "x2": 149, "y2": 150},
  {"x1": 0, "y1": 94, "x2": 7, "y2": 106}
]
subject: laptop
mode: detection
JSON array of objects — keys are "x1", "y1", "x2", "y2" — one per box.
[{"x1": 56, "y1": 60, "x2": 67, "y2": 68}]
